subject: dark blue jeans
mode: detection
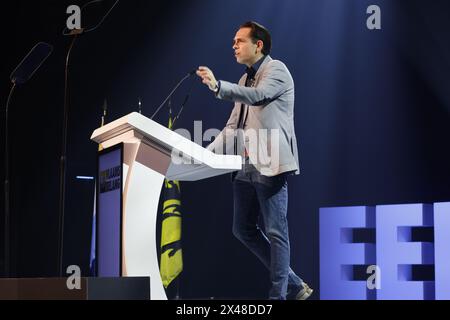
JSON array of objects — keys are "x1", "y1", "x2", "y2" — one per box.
[{"x1": 232, "y1": 165, "x2": 304, "y2": 300}]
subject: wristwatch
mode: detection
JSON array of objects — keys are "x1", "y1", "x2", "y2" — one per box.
[{"x1": 213, "y1": 81, "x2": 220, "y2": 93}]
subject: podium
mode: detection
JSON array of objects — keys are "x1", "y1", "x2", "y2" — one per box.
[{"x1": 90, "y1": 112, "x2": 241, "y2": 300}]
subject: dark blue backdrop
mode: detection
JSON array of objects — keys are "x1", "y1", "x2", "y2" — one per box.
[{"x1": 1, "y1": 0, "x2": 450, "y2": 299}]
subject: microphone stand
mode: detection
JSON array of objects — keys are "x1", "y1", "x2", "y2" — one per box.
[
  {"x1": 3, "y1": 82, "x2": 16, "y2": 278},
  {"x1": 57, "y1": 0, "x2": 119, "y2": 278},
  {"x1": 4, "y1": 42, "x2": 53, "y2": 278},
  {"x1": 57, "y1": 31, "x2": 81, "y2": 277}
]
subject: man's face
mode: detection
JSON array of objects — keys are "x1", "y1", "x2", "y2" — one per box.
[{"x1": 233, "y1": 28, "x2": 260, "y2": 66}]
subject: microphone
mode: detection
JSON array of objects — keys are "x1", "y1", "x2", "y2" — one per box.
[
  {"x1": 172, "y1": 76, "x2": 197, "y2": 128},
  {"x1": 150, "y1": 69, "x2": 197, "y2": 120},
  {"x1": 63, "y1": 0, "x2": 120, "y2": 36},
  {"x1": 10, "y1": 42, "x2": 53, "y2": 85}
]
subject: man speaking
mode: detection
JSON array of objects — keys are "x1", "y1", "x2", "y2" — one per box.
[{"x1": 196, "y1": 21, "x2": 312, "y2": 300}]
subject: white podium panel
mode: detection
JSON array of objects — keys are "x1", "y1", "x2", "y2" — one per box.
[{"x1": 92, "y1": 113, "x2": 241, "y2": 300}]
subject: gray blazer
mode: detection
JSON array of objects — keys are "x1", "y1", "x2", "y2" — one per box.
[{"x1": 208, "y1": 55, "x2": 300, "y2": 177}]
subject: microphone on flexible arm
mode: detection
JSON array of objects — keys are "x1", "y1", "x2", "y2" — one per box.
[
  {"x1": 150, "y1": 69, "x2": 197, "y2": 121},
  {"x1": 62, "y1": 0, "x2": 120, "y2": 36},
  {"x1": 4, "y1": 42, "x2": 53, "y2": 277},
  {"x1": 171, "y1": 73, "x2": 197, "y2": 128}
]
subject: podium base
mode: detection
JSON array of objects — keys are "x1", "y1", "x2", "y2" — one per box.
[{"x1": 0, "y1": 277, "x2": 150, "y2": 300}]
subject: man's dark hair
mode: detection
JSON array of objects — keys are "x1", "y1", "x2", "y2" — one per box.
[{"x1": 239, "y1": 21, "x2": 272, "y2": 56}]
